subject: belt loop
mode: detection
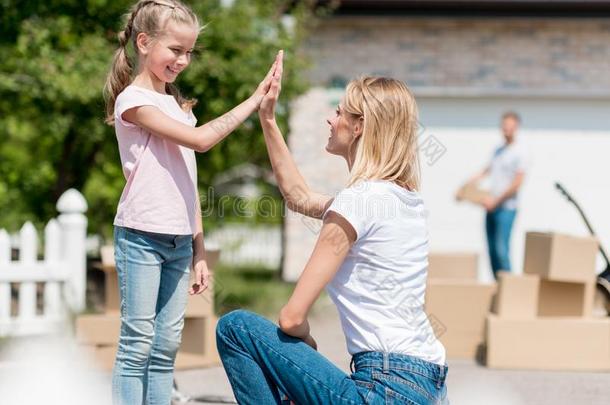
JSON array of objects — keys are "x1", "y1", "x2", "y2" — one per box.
[
  {"x1": 350, "y1": 357, "x2": 355, "y2": 373},
  {"x1": 382, "y1": 352, "x2": 389, "y2": 374},
  {"x1": 437, "y1": 365, "x2": 445, "y2": 389},
  {"x1": 173, "y1": 235, "x2": 178, "y2": 249}
]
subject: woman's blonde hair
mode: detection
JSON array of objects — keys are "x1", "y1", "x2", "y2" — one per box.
[
  {"x1": 343, "y1": 76, "x2": 421, "y2": 191},
  {"x1": 103, "y1": 0, "x2": 200, "y2": 125}
]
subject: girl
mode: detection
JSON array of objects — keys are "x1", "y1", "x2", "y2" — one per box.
[
  {"x1": 103, "y1": 1, "x2": 277, "y2": 403},
  {"x1": 216, "y1": 53, "x2": 450, "y2": 404}
]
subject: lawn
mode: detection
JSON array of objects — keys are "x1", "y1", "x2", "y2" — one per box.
[{"x1": 213, "y1": 264, "x2": 329, "y2": 318}]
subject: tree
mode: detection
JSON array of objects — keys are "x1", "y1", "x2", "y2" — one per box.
[{"x1": 0, "y1": 0, "x2": 326, "y2": 239}]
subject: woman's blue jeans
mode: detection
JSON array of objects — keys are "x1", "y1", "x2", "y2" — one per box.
[
  {"x1": 216, "y1": 309, "x2": 449, "y2": 404},
  {"x1": 485, "y1": 208, "x2": 517, "y2": 278},
  {"x1": 111, "y1": 226, "x2": 193, "y2": 405}
]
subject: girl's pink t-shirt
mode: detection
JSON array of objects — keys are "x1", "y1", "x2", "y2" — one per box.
[{"x1": 113, "y1": 85, "x2": 198, "y2": 235}]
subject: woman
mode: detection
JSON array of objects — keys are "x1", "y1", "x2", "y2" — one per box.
[{"x1": 216, "y1": 52, "x2": 449, "y2": 405}]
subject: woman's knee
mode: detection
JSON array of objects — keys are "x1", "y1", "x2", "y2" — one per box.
[{"x1": 216, "y1": 309, "x2": 254, "y2": 336}]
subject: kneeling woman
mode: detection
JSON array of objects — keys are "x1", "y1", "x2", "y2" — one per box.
[{"x1": 216, "y1": 53, "x2": 449, "y2": 405}]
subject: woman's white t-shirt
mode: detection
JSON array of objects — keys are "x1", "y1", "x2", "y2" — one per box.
[{"x1": 323, "y1": 180, "x2": 446, "y2": 365}]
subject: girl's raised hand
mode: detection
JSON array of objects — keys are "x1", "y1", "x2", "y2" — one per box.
[
  {"x1": 259, "y1": 50, "x2": 283, "y2": 121},
  {"x1": 252, "y1": 51, "x2": 282, "y2": 107}
]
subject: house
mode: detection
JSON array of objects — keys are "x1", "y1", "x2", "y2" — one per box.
[{"x1": 283, "y1": 0, "x2": 610, "y2": 281}]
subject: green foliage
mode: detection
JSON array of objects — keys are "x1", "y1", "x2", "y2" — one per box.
[
  {"x1": 214, "y1": 263, "x2": 294, "y2": 317},
  {"x1": 213, "y1": 263, "x2": 330, "y2": 317},
  {"x1": 0, "y1": 0, "x2": 323, "y2": 238}
]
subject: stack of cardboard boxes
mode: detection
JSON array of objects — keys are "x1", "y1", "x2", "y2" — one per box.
[
  {"x1": 77, "y1": 247, "x2": 221, "y2": 371},
  {"x1": 487, "y1": 232, "x2": 610, "y2": 371},
  {"x1": 425, "y1": 253, "x2": 496, "y2": 359}
]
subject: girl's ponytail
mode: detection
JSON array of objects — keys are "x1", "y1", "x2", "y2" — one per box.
[{"x1": 103, "y1": 26, "x2": 133, "y2": 125}]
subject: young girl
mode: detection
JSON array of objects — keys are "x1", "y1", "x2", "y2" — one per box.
[
  {"x1": 103, "y1": 1, "x2": 277, "y2": 403},
  {"x1": 216, "y1": 53, "x2": 449, "y2": 404}
]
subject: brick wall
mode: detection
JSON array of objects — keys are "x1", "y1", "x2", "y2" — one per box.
[{"x1": 304, "y1": 17, "x2": 610, "y2": 95}]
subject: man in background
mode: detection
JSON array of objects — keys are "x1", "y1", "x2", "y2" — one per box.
[{"x1": 465, "y1": 111, "x2": 527, "y2": 279}]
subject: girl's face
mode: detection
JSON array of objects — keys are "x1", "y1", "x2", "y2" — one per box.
[
  {"x1": 139, "y1": 21, "x2": 198, "y2": 84},
  {"x1": 326, "y1": 102, "x2": 360, "y2": 159}
]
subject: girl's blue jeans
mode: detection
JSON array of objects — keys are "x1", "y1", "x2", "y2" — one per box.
[
  {"x1": 111, "y1": 226, "x2": 193, "y2": 405},
  {"x1": 216, "y1": 309, "x2": 449, "y2": 405},
  {"x1": 485, "y1": 208, "x2": 517, "y2": 278}
]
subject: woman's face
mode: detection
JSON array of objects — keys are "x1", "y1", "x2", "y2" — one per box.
[{"x1": 326, "y1": 102, "x2": 359, "y2": 158}]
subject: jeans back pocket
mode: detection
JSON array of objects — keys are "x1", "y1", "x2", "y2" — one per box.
[
  {"x1": 354, "y1": 379, "x2": 376, "y2": 404},
  {"x1": 373, "y1": 371, "x2": 437, "y2": 405}
]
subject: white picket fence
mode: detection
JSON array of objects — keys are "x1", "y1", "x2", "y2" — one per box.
[
  {"x1": 207, "y1": 224, "x2": 281, "y2": 269},
  {"x1": 0, "y1": 189, "x2": 87, "y2": 337}
]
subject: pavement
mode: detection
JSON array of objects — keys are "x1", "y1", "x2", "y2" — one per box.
[
  {"x1": 174, "y1": 299, "x2": 610, "y2": 405},
  {"x1": 1, "y1": 298, "x2": 608, "y2": 404}
]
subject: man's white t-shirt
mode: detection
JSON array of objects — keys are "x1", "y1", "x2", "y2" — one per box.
[
  {"x1": 323, "y1": 180, "x2": 446, "y2": 366},
  {"x1": 489, "y1": 142, "x2": 527, "y2": 211}
]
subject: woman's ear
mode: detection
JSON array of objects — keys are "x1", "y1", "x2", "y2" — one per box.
[
  {"x1": 352, "y1": 116, "x2": 364, "y2": 139},
  {"x1": 136, "y1": 32, "x2": 151, "y2": 55}
]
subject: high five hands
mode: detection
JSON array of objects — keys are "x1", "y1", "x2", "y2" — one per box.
[{"x1": 259, "y1": 50, "x2": 284, "y2": 121}]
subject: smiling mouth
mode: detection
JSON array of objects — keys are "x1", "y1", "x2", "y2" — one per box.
[{"x1": 167, "y1": 66, "x2": 180, "y2": 74}]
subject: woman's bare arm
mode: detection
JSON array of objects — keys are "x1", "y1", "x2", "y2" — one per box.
[
  {"x1": 260, "y1": 119, "x2": 332, "y2": 219},
  {"x1": 278, "y1": 211, "x2": 356, "y2": 339},
  {"x1": 259, "y1": 51, "x2": 332, "y2": 219}
]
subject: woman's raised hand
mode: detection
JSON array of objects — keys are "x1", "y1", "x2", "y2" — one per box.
[
  {"x1": 259, "y1": 50, "x2": 283, "y2": 121},
  {"x1": 252, "y1": 51, "x2": 282, "y2": 108}
]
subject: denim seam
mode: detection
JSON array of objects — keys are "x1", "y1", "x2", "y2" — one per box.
[
  {"x1": 223, "y1": 323, "x2": 362, "y2": 405},
  {"x1": 385, "y1": 386, "x2": 420, "y2": 405},
  {"x1": 353, "y1": 380, "x2": 374, "y2": 403},
  {"x1": 119, "y1": 228, "x2": 131, "y2": 367},
  {"x1": 356, "y1": 362, "x2": 439, "y2": 381},
  {"x1": 372, "y1": 371, "x2": 435, "y2": 402},
  {"x1": 116, "y1": 227, "x2": 128, "y2": 403}
]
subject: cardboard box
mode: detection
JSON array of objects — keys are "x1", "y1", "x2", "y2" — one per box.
[
  {"x1": 105, "y1": 271, "x2": 120, "y2": 314},
  {"x1": 81, "y1": 342, "x2": 222, "y2": 372},
  {"x1": 100, "y1": 245, "x2": 115, "y2": 273},
  {"x1": 185, "y1": 250, "x2": 220, "y2": 317},
  {"x1": 81, "y1": 344, "x2": 117, "y2": 372},
  {"x1": 78, "y1": 317, "x2": 217, "y2": 351},
  {"x1": 180, "y1": 316, "x2": 218, "y2": 354},
  {"x1": 494, "y1": 273, "x2": 539, "y2": 319},
  {"x1": 80, "y1": 316, "x2": 221, "y2": 371},
  {"x1": 425, "y1": 280, "x2": 497, "y2": 358},
  {"x1": 428, "y1": 253, "x2": 478, "y2": 280},
  {"x1": 486, "y1": 315, "x2": 610, "y2": 371},
  {"x1": 203, "y1": 249, "x2": 221, "y2": 270},
  {"x1": 456, "y1": 181, "x2": 490, "y2": 205},
  {"x1": 594, "y1": 288, "x2": 610, "y2": 317},
  {"x1": 538, "y1": 279, "x2": 595, "y2": 317},
  {"x1": 175, "y1": 351, "x2": 221, "y2": 369},
  {"x1": 185, "y1": 272, "x2": 215, "y2": 318},
  {"x1": 107, "y1": 272, "x2": 216, "y2": 317},
  {"x1": 104, "y1": 249, "x2": 220, "y2": 316},
  {"x1": 185, "y1": 250, "x2": 220, "y2": 318},
  {"x1": 523, "y1": 232, "x2": 598, "y2": 282},
  {"x1": 176, "y1": 315, "x2": 220, "y2": 369},
  {"x1": 76, "y1": 313, "x2": 121, "y2": 345}
]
